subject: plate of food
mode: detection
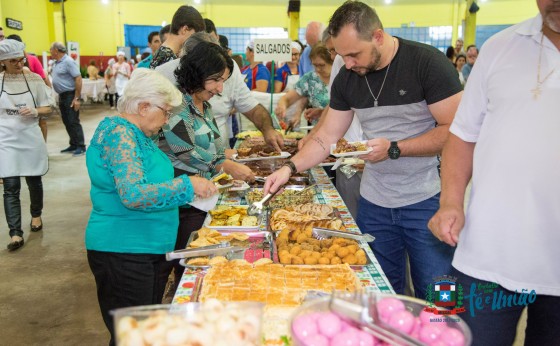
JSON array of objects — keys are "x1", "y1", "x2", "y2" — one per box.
[
  {"x1": 211, "y1": 172, "x2": 233, "y2": 190},
  {"x1": 318, "y1": 155, "x2": 338, "y2": 166},
  {"x1": 232, "y1": 151, "x2": 291, "y2": 162},
  {"x1": 330, "y1": 138, "x2": 372, "y2": 158},
  {"x1": 204, "y1": 205, "x2": 263, "y2": 230}
]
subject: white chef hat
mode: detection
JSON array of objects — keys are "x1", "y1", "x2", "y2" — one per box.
[
  {"x1": 0, "y1": 39, "x2": 25, "y2": 61},
  {"x1": 116, "y1": 51, "x2": 125, "y2": 57},
  {"x1": 291, "y1": 41, "x2": 302, "y2": 53}
]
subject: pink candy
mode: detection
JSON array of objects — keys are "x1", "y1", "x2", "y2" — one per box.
[
  {"x1": 376, "y1": 297, "x2": 405, "y2": 323},
  {"x1": 292, "y1": 297, "x2": 467, "y2": 346}
]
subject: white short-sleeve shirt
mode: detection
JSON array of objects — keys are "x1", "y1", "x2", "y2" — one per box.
[
  {"x1": 450, "y1": 14, "x2": 560, "y2": 296},
  {"x1": 329, "y1": 55, "x2": 363, "y2": 142}
]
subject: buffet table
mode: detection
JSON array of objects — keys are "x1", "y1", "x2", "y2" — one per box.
[
  {"x1": 81, "y1": 78, "x2": 106, "y2": 102},
  {"x1": 172, "y1": 166, "x2": 394, "y2": 306}
]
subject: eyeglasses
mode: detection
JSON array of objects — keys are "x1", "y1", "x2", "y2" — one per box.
[
  {"x1": 8, "y1": 58, "x2": 26, "y2": 65},
  {"x1": 292, "y1": 53, "x2": 300, "y2": 57},
  {"x1": 155, "y1": 105, "x2": 173, "y2": 119}
]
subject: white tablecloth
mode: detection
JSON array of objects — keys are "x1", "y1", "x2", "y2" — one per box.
[{"x1": 81, "y1": 79, "x2": 106, "y2": 102}]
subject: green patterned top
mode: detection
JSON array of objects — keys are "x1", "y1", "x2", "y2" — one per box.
[
  {"x1": 159, "y1": 93, "x2": 226, "y2": 180},
  {"x1": 295, "y1": 71, "x2": 330, "y2": 110}
]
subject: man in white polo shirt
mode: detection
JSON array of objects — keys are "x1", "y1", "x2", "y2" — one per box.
[{"x1": 429, "y1": 0, "x2": 560, "y2": 344}]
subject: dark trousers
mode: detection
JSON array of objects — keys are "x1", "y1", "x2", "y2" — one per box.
[
  {"x1": 3, "y1": 176, "x2": 43, "y2": 238},
  {"x1": 452, "y1": 267, "x2": 560, "y2": 346},
  {"x1": 87, "y1": 250, "x2": 170, "y2": 346},
  {"x1": 107, "y1": 93, "x2": 115, "y2": 107},
  {"x1": 58, "y1": 91, "x2": 85, "y2": 148},
  {"x1": 163, "y1": 207, "x2": 207, "y2": 293}
]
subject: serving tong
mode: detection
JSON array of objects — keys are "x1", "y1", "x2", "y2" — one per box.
[
  {"x1": 165, "y1": 242, "x2": 244, "y2": 261},
  {"x1": 329, "y1": 292, "x2": 424, "y2": 346},
  {"x1": 312, "y1": 227, "x2": 375, "y2": 242},
  {"x1": 247, "y1": 187, "x2": 283, "y2": 216}
]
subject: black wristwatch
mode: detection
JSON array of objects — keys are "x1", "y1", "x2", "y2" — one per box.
[
  {"x1": 282, "y1": 160, "x2": 297, "y2": 175},
  {"x1": 388, "y1": 141, "x2": 401, "y2": 160}
]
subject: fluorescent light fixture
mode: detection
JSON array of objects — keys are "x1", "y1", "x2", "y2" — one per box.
[
  {"x1": 479, "y1": 0, "x2": 487, "y2": 2},
  {"x1": 194, "y1": 0, "x2": 201, "y2": 4},
  {"x1": 384, "y1": 0, "x2": 392, "y2": 3},
  {"x1": 101, "y1": 0, "x2": 109, "y2": 4},
  {"x1": 162, "y1": 21, "x2": 167, "y2": 27}
]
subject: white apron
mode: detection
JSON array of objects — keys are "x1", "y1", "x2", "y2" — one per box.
[
  {"x1": 114, "y1": 63, "x2": 129, "y2": 96},
  {"x1": 0, "y1": 74, "x2": 49, "y2": 178}
]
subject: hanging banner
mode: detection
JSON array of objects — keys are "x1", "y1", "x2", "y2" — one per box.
[
  {"x1": 67, "y1": 41, "x2": 80, "y2": 66},
  {"x1": 253, "y1": 39, "x2": 292, "y2": 62}
]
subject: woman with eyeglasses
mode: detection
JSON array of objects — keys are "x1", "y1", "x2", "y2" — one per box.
[
  {"x1": 275, "y1": 43, "x2": 334, "y2": 128},
  {"x1": 159, "y1": 41, "x2": 255, "y2": 292},
  {"x1": 0, "y1": 39, "x2": 52, "y2": 251},
  {"x1": 274, "y1": 41, "x2": 303, "y2": 92},
  {"x1": 85, "y1": 68, "x2": 216, "y2": 345}
]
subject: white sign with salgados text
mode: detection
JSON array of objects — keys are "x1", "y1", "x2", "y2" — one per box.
[{"x1": 253, "y1": 39, "x2": 292, "y2": 62}]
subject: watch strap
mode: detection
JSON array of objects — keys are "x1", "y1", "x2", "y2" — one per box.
[{"x1": 282, "y1": 160, "x2": 297, "y2": 175}]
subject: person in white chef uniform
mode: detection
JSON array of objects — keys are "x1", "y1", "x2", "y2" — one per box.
[
  {"x1": 112, "y1": 51, "x2": 131, "y2": 104},
  {"x1": 0, "y1": 39, "x2": 52, "y2": 251}
]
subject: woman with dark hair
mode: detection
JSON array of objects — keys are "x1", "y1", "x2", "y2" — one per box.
[
  {"x1": 275, "y1": 43, "x2": 333, "y2": 127},
  {"x1": 455, "y1": 53, "x2": 466, "y2": 86},
  {"x1": 445, "y1": 45, "x2": 455, "y2": 62},
  {"x1": 159, "y1": 41, "x2": 255, "y2": 291}
]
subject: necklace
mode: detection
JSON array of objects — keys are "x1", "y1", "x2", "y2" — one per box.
[
  {"x1": 531, "y1": 31, "x2": 556, "y2": 100},
  {"x1": 365, "y1": 37, "x2": 397, "y2": 107}
]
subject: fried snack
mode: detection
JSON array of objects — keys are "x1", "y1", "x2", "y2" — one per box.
[
  {"x1": 291, "y1": 256, "x2": 304, "y2": 265},
  {"x1": 187, "y1": 257, "x2": 210, "y2": 266},
  {"x1": 208, "y1": 256, "x2": 228, "y2": 266},
  {"x1": 253, "y1": 258, "x2": 273, "y2": 266},
  {"x1": 342, "y1": 254, "x2": 357, "y2": 265},
  {"x1": 188, "y1": 237, "x2": 214, "y2": 248},
  {"x1": 208, "y1": 206, "x2": 258, "y2": 227},
  {"x1": 304, "y1": 257, "x2": 318, "y2": 265},
  {"x1": 230, "y1": 232, "x2": 250, "y2": 241},
  {"x1": 336, "y1": 247, "x2": 349, "y2": 258},
  {"x1": 200, "y1": 262, "x2": 359, "y2": 306},
  {"x1": 230, "y1": 259, "x2": 251, "y2": 266},
  {"x1": 331, "y1": 257, "x2": 342, "y2": 264},
  {"x1": 318, "y1": 257, "x2": 331, "y2": 265}
]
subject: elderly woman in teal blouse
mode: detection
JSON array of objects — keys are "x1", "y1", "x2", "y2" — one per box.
[
  {"x1": 274, "y1": 43, "x2": 333, "y2": 127},
  {"x1": 159, "y1": 41, "x2": 255, "y2": 290},
  {"x1": 85, "y1": 68, "x2": 216, "y2": 346}
]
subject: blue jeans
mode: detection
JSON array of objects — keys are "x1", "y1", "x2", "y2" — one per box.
[
  {"x1": 58, "y1": 91, "x2": 85, "y2": 148},
  {"x1": 452, "y1": 267, "x2": 560, "y2": 346},
  {"x1": 357, "y1": 194, "x2": 454, "y2": 298}
]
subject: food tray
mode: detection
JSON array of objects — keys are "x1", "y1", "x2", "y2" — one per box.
[
  {"x1": 274, "y1": 226, "x2": 373, "y2": 267},
  {"x1": 267, "y1": 206, "x2": 345, "y2": 233},
  {"x1": 204, "y1": 205, "x2": 263, "y2": 231},
  {"x1": 181, "y1": 230, "x2": 277, "y2": 269},
  {"x1": 246, "y1": 187, "x2": 316, "y2": 209},
  {"x1": 232, "y1": 151, "x2": 291, "y2": 162},
  {"x1": 330, "y1": 141, "x2": 372, "y2": 158}
]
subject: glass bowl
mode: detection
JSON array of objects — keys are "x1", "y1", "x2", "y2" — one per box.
[
  {"x1": 290, "y1": 293, "x2": 472, "y2": 346},
  {"x1": 112, "y1": 300, "x2": 264, "y2": 345}
]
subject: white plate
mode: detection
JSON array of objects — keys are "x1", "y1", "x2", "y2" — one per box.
[
  {"x1": 330, "y1": 141, "x2": 372, "y2": 158},
  {"x1": 298, "y1": 125, "x2": 314, "y2": 130},
  {"x1": 318, "y1": 161, "x2": 337, "y2": 167},
  {"x1": 232, "y1": 151, "x2": 291, "y2": 162},
  {"x1": 229, "y1": 181, "x2": 250, "y2": 191},
  {"x1": 204, "y1": 206, "x2": 263, "y2": 231}
]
